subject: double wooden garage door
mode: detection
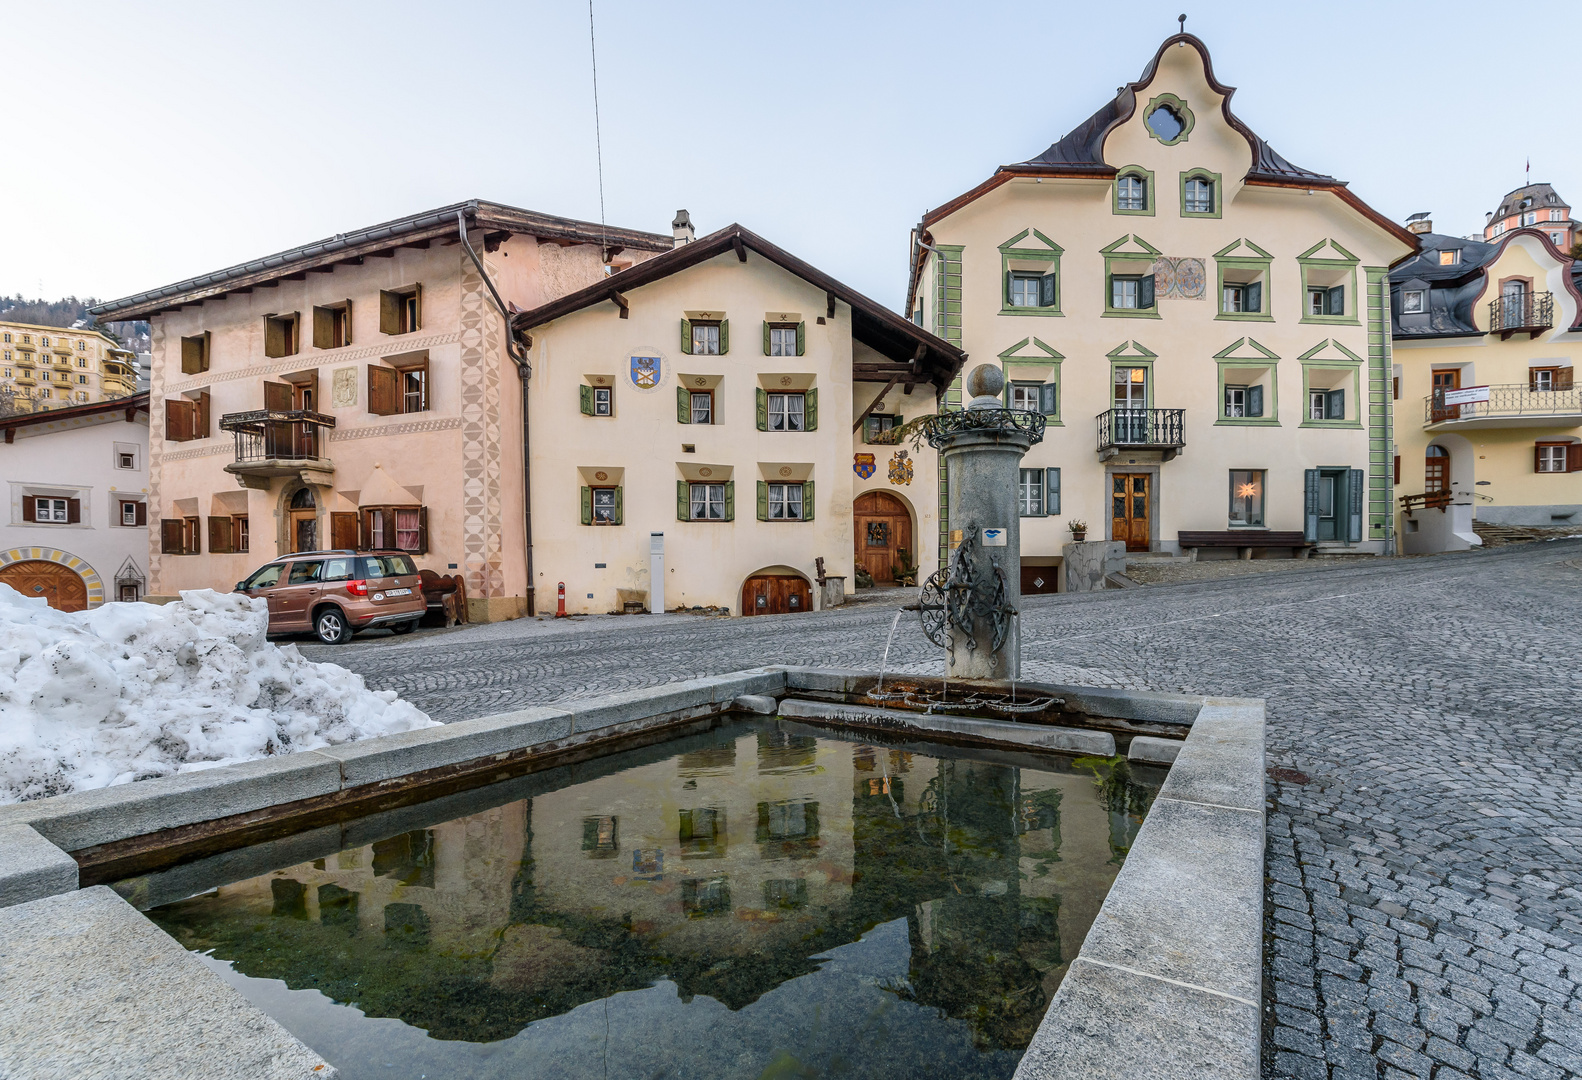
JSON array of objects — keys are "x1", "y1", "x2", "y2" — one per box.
[
  {"x1": 0, "y1": 560, "x2": 88, "y2": 611},
  {"x1": 742, "y1": 575, "x2": 812, "y2": 616}
]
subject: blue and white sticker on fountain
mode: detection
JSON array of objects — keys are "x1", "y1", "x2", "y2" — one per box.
[{"x1": 982, "y1": 528, "x2": 1007, "y2": 546}]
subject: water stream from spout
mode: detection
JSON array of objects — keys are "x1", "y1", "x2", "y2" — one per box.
[{"x1": 875, "y1": 609, "x2": 903, "y2": 694}]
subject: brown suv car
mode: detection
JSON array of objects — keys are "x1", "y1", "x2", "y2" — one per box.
[{"x1": 236, "y1": 550, "x2": 426, "y2": 644}]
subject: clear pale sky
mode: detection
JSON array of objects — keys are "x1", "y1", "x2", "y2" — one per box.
[{"x1": 2, "y1": 0, "x2": 1574, "y2": 312}]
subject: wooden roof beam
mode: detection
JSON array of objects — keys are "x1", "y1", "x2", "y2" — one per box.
[
  {"x1": 732, "y1": 235, "x2": 747, "y2": 262},
  {"x1": 610, "y1": 290, "x2": 629, "y2": 319}
]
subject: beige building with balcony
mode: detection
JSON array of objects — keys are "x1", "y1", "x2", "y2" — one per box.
[
  {"x1": 905, "y1": 32, "x2": 1417, "y2": 570},
  {"x1": 90, "y1": 200, "x2": 674, "y2": 619},
  {"x1": 0, "y1": 320, "x2": 138, "y2": 413},
  {"x1": 1389, "y1": 224, "x2": 1582, "y2": 551}
]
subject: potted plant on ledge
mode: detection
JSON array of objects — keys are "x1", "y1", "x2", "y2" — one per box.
[{"x1": 1068, "y1": 519, "x2": 1088, "y2": 543}]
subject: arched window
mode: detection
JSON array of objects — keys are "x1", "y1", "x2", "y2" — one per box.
[
  {"x1": 1184, "y1": 177, "x2": 1214, "y2": 214},
  {"x1": 290, "y1": 487, "x2": 316, "y2": 510},
  {"x1": 1117, "y1": 174, "x2": 1147, "y2": 212},
  {"x1": 1425, "y1": 445, "x2": 1450, "y2": 494}
]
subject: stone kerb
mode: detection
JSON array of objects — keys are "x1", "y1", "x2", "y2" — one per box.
[
  {"x1": 1013, "y1": 697, "x2": 1266, "y2": 1080},
  {"x1": 0, "y1": 825, "x2": 79, "y2": 909}
]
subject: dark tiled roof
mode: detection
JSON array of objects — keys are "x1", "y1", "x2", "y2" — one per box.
[
  {"x1": 1389, "y1": 231, "x2": 1496, "y2": 337},
  {"x1": 1490, "y1": 183, "x2": 1569, "y2": 221}
]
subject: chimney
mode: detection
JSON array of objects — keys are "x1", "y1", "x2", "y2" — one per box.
[
  {"x1": 1406, "y1": 211, "x2": 1432, "y2": 235},
  {"x1": 672, "y1": 210, "x2": 694, "y2": 248}
]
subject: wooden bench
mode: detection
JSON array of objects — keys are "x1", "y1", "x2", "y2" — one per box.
[
  {"x1": 1177, "y1": 530, "x2": 1314, "y2": 561},
  {"x1": 418, "y1": 569, "x2": 470, "y2": 627}
]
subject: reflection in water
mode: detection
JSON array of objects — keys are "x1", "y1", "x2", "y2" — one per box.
[{"x1": 142, "y1": 721, "x2": 1160, "y2": 1080}]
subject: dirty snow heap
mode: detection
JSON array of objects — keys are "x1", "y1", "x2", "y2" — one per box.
[{"x1": 0, "y1": 585, "x2": 438, "y2": 804}]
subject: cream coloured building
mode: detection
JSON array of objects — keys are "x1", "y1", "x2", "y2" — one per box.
[
  {"x1": 1389, "y1": 224, "x2": 1582, "y2": 551},
  {"x1": 512, "y1": 223, "x2": 962, "y2": 616},
  {"x1": 89, "y1": 200, "x2": 674, "y2": 620},
  {"x1": 905, "y1": 33, "x2": 1417, "y2": 571},
  {"x1": 0, "y1": 320, "x2": 138, "y2": 412}
]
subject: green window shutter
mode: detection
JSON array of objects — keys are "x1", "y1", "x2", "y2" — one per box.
[
  {"x1": 677, "y1": 480, "x2": 689, "y2": 521},
  {"x1": 894, "y1": 413, "x2": 903, "y2": 426},
  {"x1": 762, "y1": 321, "x2": 771, "y2": 355},
  {"x1": 724, "y1": 481, "x2": 735, "y2": 521},
  {"x1": 1247, "y1": 384, "x2": 1264, "y2": 417},
  {"x1": 1002, "y1": 381, "x2": 1011, "y2": 408},
  {"x1": 719, "y1": 319, "x2": 729, "y2": 355},
  {"x1": 1040, "y1": 383, "x2": 1057, "y2": 415},
  {"x1": 1326, "y1": 389, "x2": 1345, "y2": 419},
  {"x1": 756, "y1": 387, "x2": 767, "y2": 430},
  {"x1": 796, "y1": 321, "x2": 805, "y2": 356},
  {"x1": 613, "y1": 486, "x2": 623, "y2": 526},
  {"x1": 1327, "y1": 285, "x2": 1345, "y2": 316},
  {"x1": 1107, "y1": 274, "x2": 1116, "y2": 308},
  {"x1": 802, "y1": 480, "x2": 814, "y2": 522},
  {"x1": 677, "y1": 385, "x2": 690, "y2": 423},
  {"x1": 580, "y1": 486, "x2": 592, "y2": 526},
  {"x1": 681, "y1": 318, "x2": 693, "y2": 354},
  {"x1": 1140, "y1": 274, "x2": 1156, "y2": 309},
  {"x1": 1246, "y1": 280, "x2": 1262, "y2": 313},
  {"x1": 804, "y1": 387, "x2": 818, "y2": 431},
  {"x1": 1347, "y1": 469, "x2": 1364, "y2": 543},
  {"x1": 1303, "y1": 470, "x2": 1319, "y2": 542},
  {"x1": 580, "y1": 384, "x2": 593, "y2": 415},
  {"x1": 1040, "y1": 272, "x2": 1057, "y2": 308},
  {"x1": 756, "y1": 480, "x2": 768, "y2": 521},
  {"x1": 1004, "y1": 270, "x2": 1013, "y2": 306},
  {"x1": 1045, "y1": 468, "x2": 1060, "y2": 515}
]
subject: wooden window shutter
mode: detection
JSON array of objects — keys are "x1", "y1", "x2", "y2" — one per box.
[
  {"x1": 676, "y1": 385, "x2": 690, "y2": 423},
  {"x1": 412, "y1": 285, "x2": 422, "y2": 331},
  {"x1": 1326, "y1": 389, "x2": 1345, "y2": 420},
  {"x1": 165, "y1": 398, "x2": 194, "y2": 442},
  {"x1": 719, "y1": 320, "x2": 729, "y2": 355},
  {"x1": 312, "y1": 306, "x2": 332, "y2": 350},
  {"x1": 65, "y1": 498, "x2": 80, "y2": 524},
  {"x1": 1569, "y1": 444, "x2": 1582, "y2": 473},
  {"x1": 1558, "y1": 367, "x2": 1575, "y2": 390},
  {"x1": 416, "y1": 507, "x2": 428, "y2": 554},
  {"x1": 756, "y1": 480, "x2": 768, "y2": 521},
  {"x1": 1046, "y1": 468, "x2": 1061, "y2": 515},
  {"x1": 22, "y1": 495, "x2": 35, "y2": 522},
  {"x1": 368, "y1": 365, "x2": 399, "y2": 415},
  {"x1": 1039, "y1": 273, "x2": 1057, "y2": 308},
  {"x1": 581, "y1": 486, "x2": 592, "y2": 525},
  {"x1": 161, "y1": 519, "x2": 183, "y2": 554},
  {"x1": 1247, "y1": 384, "x2": 1263, "y2": 417},
  {"x1": 380, "y1": 291, "x2": 399, "y2": 335},
  {"x1": 1004, "y1": 270, "x2": 1013, "y2": 306},
  {"x1": 802, "y1": 480, "x2": 813, "y2": 522},
  {"x1": 756, "y1": 388, "x2": 767, "y2": 430},
  {"x1": 187, "y1": 517, "x2": 201, "y2": 554},
  {"x1": 331, "y1": 512, "x2": 358, "y2": 550},
  {"x1": 580, "y1": 384, "x2": 594, "y2": 415},
  {"x1": 723, "y1": 480, "x2": 734, "y2": 521},
  {"x1": 796, "y1": 321, "x2": 805, "y2": 356},
  {"x1": 264, "y1": 381, "x2": 292, "y2": 411},
  {"x1": 1139, "y1": 274, "x2": 1155, "y2": 309},
  {"x1": 762, "y1": 321, "x2": 771, "y2": 355},
  {"x1": 343, "y1": 300, "x2": 353, "y2": 344},
  {"x1": 1040, "y1": 383, "x2": 1058, "y2": 415},
  {"x1": 676, "y1": 480, "x2": 689, "y2": 521},
  {"x1": 1246, "y1": 281, "x2": 1262, "y2": 313},
  {"x1": 1303, "y1": 470, "x2": 1319, "y2": 542},
  {"x1": 196, "y1": 391, "x2": 210, "y2": 439},
  {"x1": 361, "y1": 509, "x2": 378, "y2": 550},
  {"x1": 181, "y1": 335, "x2": 197, "y2": 374},
  {"x1": 1535, "y1": 444, "x2": 1545, "y2": 472},
  {"x1": 208, "y1": 516, "x2": 232, "y2": 553},
  {"x1": 680, "y1": 318, "x2": 693, "y2": 354},
  {"x1": 804, "y1": 388, "x2": 818, "y2": 431},
  {"x1": 612, "y1": 487, "x2": 622, "y2": 526},
  {"x1": 1327, "y1": 285, "x2": 1345, "y2": 316},
  {"x1": 1394, "y1": 454, "x2": 1401, "y2": 485},
  {"x1": 264, "y1": 316, "x2": 283, "y2": 358}
]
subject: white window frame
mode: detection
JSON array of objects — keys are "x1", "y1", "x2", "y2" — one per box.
[
  {"x1": 1537, "y1": 445, "x2": 1568, "y2": 473},
  {"x1": 1549, "y1": 209, "x2": 1563, "y2": 222},
  {"x1": 691, "y1": 323, "x2": 721, "y2": 356},
  {"x1": 1224, "y1": 385, "x2": 1247, "y2": 418},
  {"x1": 768, "y1": 326, "x2": 797, "y2": 357},
  {"x1": 1184, "y1": 177, "x2": 1213, "y2": 214},
  {"x1": 767, "y1": 392, "x2": 804, "y2": 432},
  {"x1": 593, "y1": 386, "x2": 612, "y2": 416},
  {"x1": 1309, "y1": 389, "x2": 1329, "y2": 420},
  {"x1": 690, "y1": 391, "x2": 713, "y2": 425},
  {"x1": 689, "y1": 482, "x2": 726, "y2": 520},
  {"x1": 591, "y1": 486, "x2": 618, "y2": 524},
  {"x1": 120, "y1": 500, "x2": 139, "y2": 526},
  {"x1": 1117, "y1": 175, "x2": 1146, "y2": 211},
  {"x1": 36, "y1": 497, "x2": 69, "y2": 523},
  {"x1": 1521, "y1": 211, "x2": 1537, "y2": 227},
  {"x1": 767, "y1": 482, "x2": 803, "y2": 520},
  {"x1": 1008, "y1": 273, "x2": 1040, "y2": 308},
  {"x1": 1010, "y1": 383, "x2": 1040, "y2": 411},
  {"x1": 1018, "y1": 468, "x2": 1044, "y2": 516},
  {"x1": 1112, "y1": 277, "x2": 1140, "y2": 309},
  {"x1": 1402, "y1": 290, "x2": 1425, "y2": 314}
]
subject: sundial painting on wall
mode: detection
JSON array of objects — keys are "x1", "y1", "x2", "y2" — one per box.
[{"x1": 627, "y1": 349, "x2": 667, "y2": 392}]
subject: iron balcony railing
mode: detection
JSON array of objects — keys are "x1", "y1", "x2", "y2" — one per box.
[
  {"x1": 1488, "y1": 291, "x2": 1553, "y2": 337},
  {"x1": 1096, "y1": 408, "x2": 1185, "y2": 452},
  {"x1": 219, "y1": 409, "x2": 336, "y2": 463},
  {"x1": 1424, "y1": 383, "x2": 1582, "y2": 425}
]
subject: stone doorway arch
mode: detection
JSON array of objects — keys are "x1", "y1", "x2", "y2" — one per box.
[{"x1": 854, "y1": 491, "x2": 914, "y2": 585}]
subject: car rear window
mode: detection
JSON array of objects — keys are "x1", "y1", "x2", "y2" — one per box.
[{"x1": 360, "y1": 554, "x2": 417, "y2": 579}]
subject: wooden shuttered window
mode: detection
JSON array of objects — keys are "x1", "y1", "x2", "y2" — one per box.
[
  {"x1": 379, "y1": 285, "x2": 421, "y2": 335},
  {"x1": 1246, "y1": 384, "x2": 1263, "y2": 418},
  {"x1": 368, "y1": 365, "x2": 400, "y2": 415},
  {"x1": 1139, "y1": 274, "x2": 1156, "y2": 309},
  {"x1": 676, "y1": 385, "x2": 690, "y2": 424},
  {"x1": 1327, "y1": 285, "x2": 1345, "y2": 317},
  {"x1": 312, "y1": 301, "x2": 353, "y2": 349},
  {"x1": 263, "y1": 314, "x2": 300, "y2": 358},
  {"x1": 331, "y1": 512, "x2": 359, "y2": 551},
  {"x1": 1046, "y1": 468, "x2": 1060, "y2": 515},
  {"x1": 761, "y1": 321, "x2": 808, "y2": 355},
  {"x1": 676, "y1": 479, "x2": 689, "y2": 521},
  {"x1": 755, "y1": 388, "x2": 767, "y2": 431},
  {"x1": 161, "y1": 519, "x2": 184, "y2": 554},
  {"x1": 580, "y1": 384, "x2": 594, "y2": 415},
  {"x1": 680, "y1": 318, "x2": 692, "y2": 355},
  {"x1": 264, "y1": 381, "x2": 292, "y2": 410},
  {"x1": 756, "y1": 480, "x2": 767, "y2": 521},
  {"x1": 360, "y1": 506, "x2": 428, "y2": 553},
  {"x1": 21, "y1": 495, "x2": 35, "y2": 522},
  {"x1": 1325, "y1": 389, "x2": 1345, "y2": 420},
  {"x1": 208, "y1": 516, "x2": 234, "y2": 554},
  {"x1": 195, "y1": 391, "x2": 210, "y2": 439},
  {"x1": 1244, "y1": 280, "x2": 1262, "y2": 313},
  {"x1": 581, "y1": 486, "x2": 592, "y2": 526},
  {"x1": 724, "y1": 480, "x2": 734, "y2": 521},
  {"x1": 804, "y1": 387, "x2": 818, "y2": 431},
  {"x1": 165, "y1": 398, "x2": 195, "y2": 442},
  {"x1": 802, "y1": 480, "x2": 813, "y2": 521},
  {"x1": 180, "y1": 332, "x2": 210, "y2": 374}
]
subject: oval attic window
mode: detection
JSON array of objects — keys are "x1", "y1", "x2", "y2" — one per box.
[{"x1": 1146, "y1": 105, "x2": 1185, "y2": 142}]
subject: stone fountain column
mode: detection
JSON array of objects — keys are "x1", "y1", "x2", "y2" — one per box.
[{"x1": 927, "y1": 364, "x2": 1044, "y2": 681}]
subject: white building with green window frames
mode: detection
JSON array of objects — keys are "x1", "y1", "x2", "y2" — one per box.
[{"x1": 905, "y1": 31, "x2": 1415, "y2": 574}]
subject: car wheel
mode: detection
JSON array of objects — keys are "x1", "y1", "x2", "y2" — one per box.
[
  {"x1": 315, "y1": 607, "x2": 352, "y2": 644},
  {"x1": 391, "y1": 618, "x2": 418, "y2": 636}
]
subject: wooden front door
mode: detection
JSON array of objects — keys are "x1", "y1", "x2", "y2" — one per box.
[
  {"x1": 0, "y1": 560, "x2": 88, "y2": 611},
  {"x1": 854, "y1": 491, "x2": 912, "y2": 585},
  {"x1": 1425, "y1": 447, "x2": 1450, "y2": 495},
  {"x1": 742, "y1": 575, "x2": 813, "y2": 616},
  {"x1": 1431, "y1": 368, "x2": 1461, "y2": 421},
  {"x1": 291, "y1": 512, "x2": 317, "y2": 553},
  {"x1": 1111, "y1": 474, "x2": 1150, "y2": 552}
]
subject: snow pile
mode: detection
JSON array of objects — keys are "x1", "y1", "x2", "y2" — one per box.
[{"x1": 0, "y1": 585, "x2": 438, "y2": 804}]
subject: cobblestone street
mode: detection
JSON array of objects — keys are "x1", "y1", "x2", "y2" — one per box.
[{"x1": 308, "y1": 541, "x2": 1582, "y2": 1080}]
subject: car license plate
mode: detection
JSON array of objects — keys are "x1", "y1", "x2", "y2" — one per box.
[{"x1": 385, "y1": 588, "x2": 412, "y2": 597}]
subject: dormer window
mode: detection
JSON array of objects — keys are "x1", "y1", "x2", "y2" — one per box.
[
  {"x1": 1439, "y1": 250, "x2": 1460, "y2": 266},
  {"x1": 1402, "y1": 290, "x2": 1425, "y2": 314},
  {"x1": 1118, "y1": 175, "x2": 1146, "y2": 211}
]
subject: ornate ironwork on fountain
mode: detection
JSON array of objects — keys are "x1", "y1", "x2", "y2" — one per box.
[{"x1": 916, "y1": 364, "x2": 1046, "y2": 681}]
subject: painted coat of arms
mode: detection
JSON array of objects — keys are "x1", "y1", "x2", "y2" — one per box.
[
  {"x1": 888, "y1": 450, "x2": 914, "y2": 486},
  {"x1": 630, "y1": 355, "x2": 661, "y2": 389},
  {"x1": 853, "y1": 453, "x2": 876, "y2": 479}
]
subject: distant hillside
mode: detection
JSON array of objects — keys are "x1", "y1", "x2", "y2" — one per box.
[{"x1": 0, "y1": 294, "x2": 150, "y2": 354}]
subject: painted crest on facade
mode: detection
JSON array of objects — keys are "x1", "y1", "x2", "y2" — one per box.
[
  {"x1": 1150, "y1": 256, "x2": 1207, "y2": 300},
  {"x1": 853, "y1": 453, "x2": 876, "y2": 480},
  {"x1": 888, "y1": 449, "x2": 914, "y2": 486},
  {"x1": 630, "y1": 355, "x2": 661, "y2": 389}
]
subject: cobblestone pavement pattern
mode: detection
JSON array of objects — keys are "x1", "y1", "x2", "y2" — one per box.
[{"x1": 307, "y1": 542, "x2": 1582, "y2": 1080}]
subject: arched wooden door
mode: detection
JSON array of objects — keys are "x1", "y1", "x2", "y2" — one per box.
[
  {"x1": 0, "y1": 560, "x2": 88, "y2": 611},
  {"x1": 854, "y1": 492, "x2": 913, "y2": 585},
  {"x1": 742, "y1": 574, "x2": 812, "y2": 616}
]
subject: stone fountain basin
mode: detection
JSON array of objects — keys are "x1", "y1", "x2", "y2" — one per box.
[{"x1": 0, "y1": 666, "x2": 1263, "y2": 1080}]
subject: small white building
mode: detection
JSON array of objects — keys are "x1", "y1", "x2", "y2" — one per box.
[{"x1": 1, "y1": 392, "x2": 151, "y2": 609}]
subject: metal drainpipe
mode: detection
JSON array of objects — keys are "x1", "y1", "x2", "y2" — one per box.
[{"x1": 457, "y1": 212, "x2": 536, "y2": 617}]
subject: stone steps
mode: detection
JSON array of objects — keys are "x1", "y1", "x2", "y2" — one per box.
[{"x1": 1472, "y1": 521, "x2": 1580, "y2": 547}]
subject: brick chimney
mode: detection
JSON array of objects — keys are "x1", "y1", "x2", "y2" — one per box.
[{"x1": 672, "y1": 210, "x2": 694, "y2": 248}]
